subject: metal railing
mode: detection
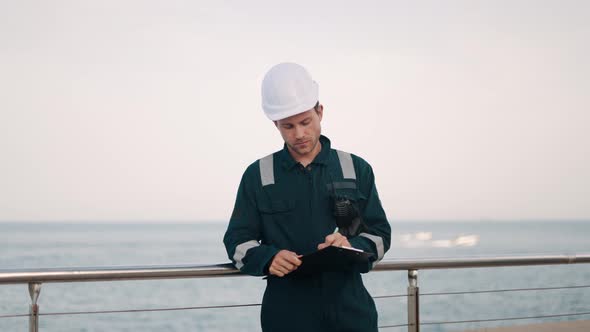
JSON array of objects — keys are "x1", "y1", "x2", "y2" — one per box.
[{"x1": 1, "y1": 253, "x2": 590, "y2": 332}]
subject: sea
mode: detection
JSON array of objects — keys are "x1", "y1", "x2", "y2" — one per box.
[{"x1": 1, "y1": 220, "x2": 589, "y2": 332}]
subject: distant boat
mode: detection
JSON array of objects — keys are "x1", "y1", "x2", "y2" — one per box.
[
  {"x1": 415, "y1": 232, "x2": 432, "y2": 241},
  {"x1": 400, "y1": 232, "x2": 479, "y2": 248},
  {"x1": 431, "y1": 239, "x2": 454, "y2": 248},
  {"x1": 453, "y1": 234, "x2": 479, "y2": 247}
]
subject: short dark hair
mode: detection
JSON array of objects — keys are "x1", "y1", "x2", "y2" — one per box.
[{"x1": 313, "y1": 101, "x2": 320, "y2": 111}]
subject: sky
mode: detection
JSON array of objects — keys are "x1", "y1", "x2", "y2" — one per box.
[{"x1": 0, "y1": 1, "x2": 589, "y2": 222}]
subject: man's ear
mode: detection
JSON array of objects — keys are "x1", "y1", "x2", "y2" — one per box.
[{"x1": 316, "y1": 104, "x2": 324, "y2": 121}]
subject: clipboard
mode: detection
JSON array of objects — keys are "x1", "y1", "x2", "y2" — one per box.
[{"x1": 290, "y1": 245, "x2": 373, "y2": 276}]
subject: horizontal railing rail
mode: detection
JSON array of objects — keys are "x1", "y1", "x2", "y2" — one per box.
[
  {"x1": 2, "y1": 254, "x2": 590, "y2": 284},
  {"x1": 4, "y1": 285, "x2": 590, "y2": 317},
  {"x1": 2, "y1": 253, "x2": 590, "y2": 332}
]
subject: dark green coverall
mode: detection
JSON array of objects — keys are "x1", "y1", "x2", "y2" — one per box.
[{"x1": 223, "y1": 135, "x2": 391, "y2": 332}]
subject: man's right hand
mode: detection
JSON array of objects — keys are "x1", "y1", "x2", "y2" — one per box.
[{"x1": 269, "y1": 250, "x2": 302, "y2": 277}]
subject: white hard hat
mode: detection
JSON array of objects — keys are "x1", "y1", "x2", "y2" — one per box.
[{"x1": 261, "y1": 62, "x2": 319, "y2": 121}]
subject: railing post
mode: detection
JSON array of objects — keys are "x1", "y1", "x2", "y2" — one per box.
[
  {"x1": 407, "y1": 269, "x2": 419, "y2": 332},
  {"x1": 28, "y1": 282, "x2": 42, "y2": 332}
]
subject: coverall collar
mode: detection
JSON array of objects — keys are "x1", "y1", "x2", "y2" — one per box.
[{"x1": 280, "y1": 135, "x2": 331, "y2": 170}]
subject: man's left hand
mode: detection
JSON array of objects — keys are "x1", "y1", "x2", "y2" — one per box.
[{"x1": 317, "y1": 232, "x2": 351, "y2": 250}]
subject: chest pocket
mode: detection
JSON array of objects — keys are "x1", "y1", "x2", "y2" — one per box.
[{"x1": 258, "y1": 199, "x2": 296, "y2": 223}]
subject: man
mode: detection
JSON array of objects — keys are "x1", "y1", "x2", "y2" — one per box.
[{"x1": 223, "y1": 62, "x2": 391, "y2": 332}]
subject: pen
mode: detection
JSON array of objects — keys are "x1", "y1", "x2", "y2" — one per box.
[{"x1": 333, "y1": 227, "x2": 339, "y2": 234}]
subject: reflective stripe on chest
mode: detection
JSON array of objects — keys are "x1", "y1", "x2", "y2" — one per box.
[{"x1": 259, "y1": 149, "x2": 356, "y2": 187}]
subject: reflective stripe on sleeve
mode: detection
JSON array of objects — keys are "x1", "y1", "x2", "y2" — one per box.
[
  {"x1": 259, "y1": 154, "x2": 274, "y2": 186},
  {"x1": 359, "y1": 232, "x2": 384, "y2": 267},
  {"x1": 233, "y1": 240, "x2": 260, "y2": 269},
  {"x1": 336, "y1": 150, "x2": 356, "y2": 180}
]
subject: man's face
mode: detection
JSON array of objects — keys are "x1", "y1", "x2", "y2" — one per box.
[{"x1": 275, "y1": 105, "x2": 323, "y2": 159}]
